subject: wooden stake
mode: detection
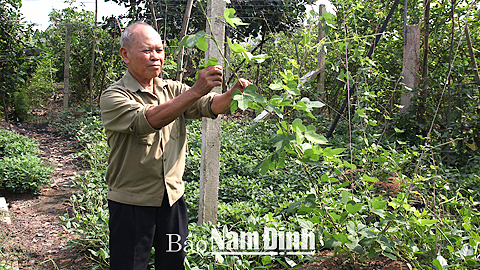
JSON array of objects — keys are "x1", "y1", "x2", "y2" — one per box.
[{"x1": 63, "y1": 23, "x2": 72, "y2": 110}]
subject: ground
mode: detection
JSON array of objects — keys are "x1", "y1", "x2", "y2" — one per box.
[
  {"x1": 0, "y1": 118, "x2": 410, "y2": 270},
  {"x1": 0, "y1": 120, "x2": 90, "y2": 270}
]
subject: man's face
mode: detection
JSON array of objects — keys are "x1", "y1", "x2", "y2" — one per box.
[{"x1": 121, "y1": 25, "x2": 165, "y2": 83}]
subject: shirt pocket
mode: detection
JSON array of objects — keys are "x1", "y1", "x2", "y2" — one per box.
[{"x1": 137, "y1": 133, "x2": 155, "y2": 145}]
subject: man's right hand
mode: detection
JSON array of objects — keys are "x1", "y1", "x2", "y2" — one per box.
[{"x1": 190, "y1": 65, "x2": 224, "y2": 97}]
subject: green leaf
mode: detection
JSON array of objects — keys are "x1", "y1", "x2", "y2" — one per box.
[
  {"x1": 419, "y1": 219, "x2": 439, "y2": 226},
  {"x1": 305, "y1": 125, "x2": 328, "y2": 144},
  {"x1": 227, "y1": 37, "x2": 246, "y2": 53},
  {"x1": 432, "y1": 259, "x2": 443, "y2": 270},
  {"x1": 285, "y1": 257, "x2": 297, "y2": 268},
  {"x1": 372, "y1": 199, "x2": 387, "y2": 210},
  {"x1": 269, "y1": 80, "x2": 284, "y2": 90},
  {"x1": 346, "y1": 200, "x2": 363, "y2": 214},
  {"x1": 266, "y1": 104, "x2": 283, "y2": 119},
  {"x1": 362, "y1": 174, "x2": 379, "y2": 183},
  {"x1": 333, "y1": 233, "x2": 351, "y2": 244},
  {"x1": 203, "y1": 57, "x2": 218, "y2": 67},
  {"x1": 196, "y1": 57, "x2": 219, "y2": 79},
  {"x1": 224, "y1": 8, "x2": 249, "y2": 28},
  {"x1": 262, "y1": 256, "x2": 271, "y2": 266},
  {"x1": 292, "y1": 118, "x2": 305, "y2": 132},
  {"x1": 196, "y1": 37, "x2": 208, "y2": 52},
  {"x1": 297, "y1": 218, "x2": 314, "y2": 230},
  {"x1": 251, "y1": 54, "x2": 270, "y2": 63},
  {"x1": 300, "y1": 97, "x2": 325, "y2": 110},
  {"x1": 383, "y1": 252, "x2": 397, "y2": 260},
  {"x1": 323, "y1": 147, "x2": 346, "y2": 157}
]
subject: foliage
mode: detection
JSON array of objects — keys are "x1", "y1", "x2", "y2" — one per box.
[
  {"x1": 28, "y1": 2, "x2": 125, "y2": 107},
  {"x1": 13, "y1": 0, "x2": 480, "y2": 268},
  {"x1": 11, "y1": 91, "x2": 31, "y2": 122},
  {"x1": 0, "y1": 129, "x2": 53, "y2": 194},
  {"x1": 183, "y1": 6, "x2": 480, "y2": 270},
  {"x1": 0, "y1": 0, "x2": 43, "y2": 120},
  {"x1": 0, "y1": 260, "x2": 18, "y2": 270},
  {"x1": 108, "y1": 0, "x2": 315, "y2": 41}
]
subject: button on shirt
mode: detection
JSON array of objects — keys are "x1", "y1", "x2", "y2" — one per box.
[{"x1": 100, "y1": 70, "x2": 217, "y2": 207}]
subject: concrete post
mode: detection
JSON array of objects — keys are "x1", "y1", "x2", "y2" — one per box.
[
  {"x1": 198, "y1": 0, "x2": 225, "y2": 225},
  {"x1": 400, "y1": 24, "x2": 420, "y2": 112}
]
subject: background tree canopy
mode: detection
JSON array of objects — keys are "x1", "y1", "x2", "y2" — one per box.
[
  {"x1": 0, "y1": 0, "x2": 43, "y2": 121},
  {"x1": 107, "y1": 0, "x2": 316, "y2": 41}
]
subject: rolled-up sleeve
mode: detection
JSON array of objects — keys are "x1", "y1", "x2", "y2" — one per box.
[
  {"x1": 184, "y1": 92, "x2": 218, "y2": 119},
  {"x1": 100, "y1": 88, "x2": 156, "y2": 136},
  {"x1": 164, "y1": 80, "x2": 218, "y2": 119}
]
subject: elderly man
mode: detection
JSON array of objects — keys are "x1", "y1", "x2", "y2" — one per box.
[{"x1": 100, "y1": 22, "x2": 249, "y2": 270}]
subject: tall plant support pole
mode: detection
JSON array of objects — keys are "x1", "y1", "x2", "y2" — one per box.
[
  {"x1": 198, "y1": 0, "x2": 225, "y2": 225},
  {"x1": 317, "y1": 4, "x2": 326, "y2": 102},
  {"x1": 326, "y1": 0, "x2": 400, "y2": 138},
  {"x1": 176, "y1": 0, "x2": 195, "y2": 82},
  {"x1": 149, "y1": 0, "x2": 158, "y2": 31},
  {"x1": 465, "y1": 24, "x2": 480, "y2": 82},
  {"x1": 88, "y1": 0, "x2": 98, "y2": 112},
  {"x1": 400, "y1": 25, "x2": 421, "y2": 112},
  {"x1": 63, "y1": 23, "x2": 72, "y2": 110}
]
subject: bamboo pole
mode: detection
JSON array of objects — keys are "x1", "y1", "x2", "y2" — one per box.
[{"x1": 176, "y1": 0, "x2": 195, "y2": 82}]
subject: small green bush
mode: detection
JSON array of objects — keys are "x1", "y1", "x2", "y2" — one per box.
[
  {"x1": 0, "y1": 129, "x2": 53, "y2": 194},
  {"x1": 12, "y1": 91, "x2": 31, "y2": 122}
]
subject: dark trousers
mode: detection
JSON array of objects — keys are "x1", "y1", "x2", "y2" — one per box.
[{"x1": 108, "y1": 195, "x2": 188, "y2": 270}]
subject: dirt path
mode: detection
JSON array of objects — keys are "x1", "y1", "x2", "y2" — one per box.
[{"x1": 0, "y1": 121, "x2": 90, "y2": 269}]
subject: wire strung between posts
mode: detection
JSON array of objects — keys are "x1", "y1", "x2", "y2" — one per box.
[
  {"x1": 405, "y1": 0, "x2": 477, "y2": 200},
  {"x1": 326, "y1": 0, "x2": 401, "y2": 138}
]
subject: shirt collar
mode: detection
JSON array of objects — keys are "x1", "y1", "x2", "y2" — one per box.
[{"x1": 122, "y1": 69, "x2": 168, "y2": 93}]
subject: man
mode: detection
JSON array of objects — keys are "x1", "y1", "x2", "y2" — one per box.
[{"x1": 99, "y1": 22, "x2": 249, "y2": 269}]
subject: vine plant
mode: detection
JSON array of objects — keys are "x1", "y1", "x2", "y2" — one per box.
[{"x1": 178, "y1": 2, "x2": 480, "y2": 269}]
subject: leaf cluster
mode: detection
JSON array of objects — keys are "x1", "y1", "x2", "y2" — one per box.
[{"x1": 0, "y1": 129, "x2": 53, "y2": 194}]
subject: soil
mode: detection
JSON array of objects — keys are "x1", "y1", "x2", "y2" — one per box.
[
  {"x1": 0, "y1": 120, "x2": 90, "y2": 269},
  {"x1": 0, "y1": 118, "x2": 410, "y2": 270}
]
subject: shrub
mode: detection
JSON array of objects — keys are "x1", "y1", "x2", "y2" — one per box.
[
  {"x1": 11, "y1": 91, "x2": 31, "y2": 122},
  {"x1": 0, "y1": 129, "x2": 53, "y2": 194}
]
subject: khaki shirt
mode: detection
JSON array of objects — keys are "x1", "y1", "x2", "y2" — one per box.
[{"x1": 100, "y1": 70, "x2": 217, "y2": 207}]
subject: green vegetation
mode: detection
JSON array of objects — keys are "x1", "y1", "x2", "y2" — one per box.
[
  {"x1": 0, "y1": 129, "x2": 53, "y2": 194},
  {"x1": 51, "y1": 109, "x2": 479, "y2": 269},
  {"x1": 1, "y1": 0, "x2": 479, "y2": 269}
]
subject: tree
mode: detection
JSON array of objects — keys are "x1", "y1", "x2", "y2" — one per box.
[
  {"x1": 34, "y1": 3, "x2": 124, "y2": 106},
  {"x1": 107, "y1": 0, "x2": 315, "y2": 41},
  {"x1": 0, "y1": 0, "x2": 42, "y2": 121}
]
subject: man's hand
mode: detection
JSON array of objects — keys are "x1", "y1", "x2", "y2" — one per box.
[
  {"x1": 211, "y1": 78, "x2": 252, "y2": 115},
  {"x1": 190, "y1": 65, "x2": 224, "y2": 97},
  {"x1": 231, "y1": 78, "x2": 251, "y2": 93}
]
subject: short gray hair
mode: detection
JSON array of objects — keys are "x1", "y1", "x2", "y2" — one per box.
[{"x1": 120, "y1": 22, "x2": 154, "y2": 48}]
